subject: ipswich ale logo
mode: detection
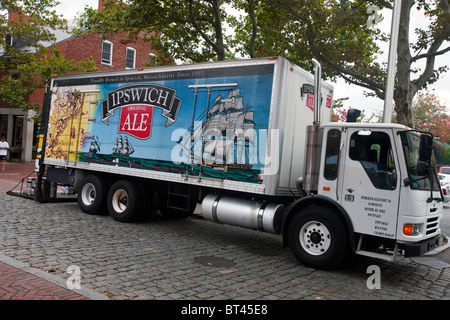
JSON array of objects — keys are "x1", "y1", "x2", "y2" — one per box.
[
  {"x1": 300, "y1": 83, "x2": 332, "y2": 111},
  {"x1": 118, "y1": 105, "x2": 154, "y2": 139},
  {"x1": 101, "y1": 84, "x2": 182, "y2": 139}
]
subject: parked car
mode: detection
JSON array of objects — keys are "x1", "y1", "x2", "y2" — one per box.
[
  {"x1": 439, "y1": 167, "x2": 450, "y2": 174},
  {"x1": 439, "y1": 174, "x2": 450, "y2": 203}
]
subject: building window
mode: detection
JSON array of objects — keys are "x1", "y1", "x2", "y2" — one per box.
[
  {"x1": 0, "y1": 115, "x2": 8, "y2": 138},
  {"x1": 126, "y1": 47, "x2": 136, "y2": 69},
  {"x1": 13, "y1": 115, "x2": 23, "y2": 147},
  {"x1": 101, "y1": 40, "x2": 113, "y2": 65},
  {"x1": 5, "y1": 34, "x2": 13, "y2": 46}
]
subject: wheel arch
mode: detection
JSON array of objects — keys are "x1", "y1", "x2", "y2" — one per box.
[
  {"x1": 73, "y1": 169, "x2": 112, "y2": 194},
  {"x1": 282, "y1": 195, "x2": 357, "y2": 252}
]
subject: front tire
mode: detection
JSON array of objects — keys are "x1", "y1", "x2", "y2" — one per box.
[
  {"x1": 287, "y1": 206, "x2": 348, "y2": 269},
  {"x1": 107, "y1": 180, "x2": 142, "y2": 222}
]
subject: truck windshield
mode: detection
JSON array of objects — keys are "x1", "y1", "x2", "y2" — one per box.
[{"x1": 399, "y1": 131, "x2": 440, "y2": 191}]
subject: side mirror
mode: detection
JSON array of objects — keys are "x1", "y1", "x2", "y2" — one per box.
[
  {"x1": 417, "y1": 161, "x2": 431, "y2": 176},
  {"x1": 419, "y1": 134, "x2": 433, "y2": 163},
  {"x1": 346, "y1": 109, "x2": 361, "y2": 123}
]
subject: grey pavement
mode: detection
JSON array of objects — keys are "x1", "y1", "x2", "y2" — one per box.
[{"x1": 0, "y1": 191, "x2": 449, "y2": 301}]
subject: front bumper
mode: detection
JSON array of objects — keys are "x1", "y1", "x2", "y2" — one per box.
[{"x1": 401, "y1": 234, "x2": 444, "y2": 258}]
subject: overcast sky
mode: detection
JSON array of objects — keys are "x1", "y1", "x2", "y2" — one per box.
[{"x1": 56, "y1": 0, "x2": 449, "y2": 118}]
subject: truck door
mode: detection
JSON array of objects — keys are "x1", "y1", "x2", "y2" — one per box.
[{"x1": 339, "y1": 128, "x2": 400, "y2": 240}]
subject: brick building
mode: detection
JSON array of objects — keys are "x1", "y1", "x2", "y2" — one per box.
[{"x1": 0, "y1": 1, "x2": 158, "y2": 162}]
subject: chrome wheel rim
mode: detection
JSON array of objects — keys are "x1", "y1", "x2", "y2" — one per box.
[
  {"x1": 81, "y1": 183, "x2": 95, "y2": 206},
  {"x1": 299, "y1": 221, "x2": 331, "y2": 255},
  {"x1": 112, "y1": 188, "x2": 128, "y2": 213}
]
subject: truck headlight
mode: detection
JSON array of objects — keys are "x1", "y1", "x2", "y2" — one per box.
[{"x1": 403, "y1": 223, "x2": 421, "y2": 236}]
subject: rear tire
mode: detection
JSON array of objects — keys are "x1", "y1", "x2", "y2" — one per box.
[
  {"x1": 107, "y1": 180, "x2": 143, "y2": 222},
  {"x1": 287, "y1": 206, "x2": 348, "y2": 269},
  {"x1": 77, "y1": 175, "x2": 107, "y2": 215}
]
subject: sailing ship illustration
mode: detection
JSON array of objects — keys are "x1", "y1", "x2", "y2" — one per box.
[
  {"x1": 179, "y1": 86, "x2": 256, "y2": 169},
  {"x1": 112, "y1": 135, "x2": 135, "y2": 156}
]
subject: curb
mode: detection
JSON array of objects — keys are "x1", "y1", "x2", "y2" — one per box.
[
  {"x1": 0, "y1": 253, "x2": 109, "y2": 300},
  {"x1": 424, "y1": 235, "x2": 450, "y2": 256}
]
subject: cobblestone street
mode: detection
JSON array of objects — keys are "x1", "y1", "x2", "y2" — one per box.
[{"x1": 0, "y1": 192, "x2": 449, "y2": 301}]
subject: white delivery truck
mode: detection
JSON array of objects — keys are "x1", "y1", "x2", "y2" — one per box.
[{"x1": 35, "y1": 57, "x2": 444, "y2": 268}]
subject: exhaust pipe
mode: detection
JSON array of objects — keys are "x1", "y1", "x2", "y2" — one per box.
[
  {"x1": 302, "y1": 59, "x2": 323, "y2": 194},
  {"x1": 312, "y1": 58, "x2": 322, "y2": 126}
]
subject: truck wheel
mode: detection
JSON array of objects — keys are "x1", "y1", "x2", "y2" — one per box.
[
  {"x1": 107, "y1": 180, "x2": 142, "y2": 222},
  {"x1": 77, "y1": 175, "x2": 107, "y2": 215},
  {"x1": 287, "y1": 207, "x2": 348, "y2": 269}
]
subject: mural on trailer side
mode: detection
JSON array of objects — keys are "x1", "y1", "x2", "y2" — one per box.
[{"x1": 45, "y1": 65, "x2": 275, "y2": 183}]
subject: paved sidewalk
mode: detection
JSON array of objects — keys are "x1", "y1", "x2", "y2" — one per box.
[
  {"x1": 0, "y1": 161, "x2": 108, "y2": 300},
  {"x1": 0, "y1": 161, "x2": 36, "y2": 194},
  {"x1": 0, "y1": 253, "x2": 108, "y2": 300}
]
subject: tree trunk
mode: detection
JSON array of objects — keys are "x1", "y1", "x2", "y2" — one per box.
[
  {"x1": 394, "y1": 88, "x2": 416, "y2": 127},
  {"x1": 212, "y1": 0, "x2": 226, "y2": 60},
  {"x1": 393, "y1": 0, "x2": 416, "y2": 127}
]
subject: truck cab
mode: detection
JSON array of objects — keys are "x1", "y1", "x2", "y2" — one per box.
[{"x1": 285, "y1": 122, "x2": 444, "y2": 268}]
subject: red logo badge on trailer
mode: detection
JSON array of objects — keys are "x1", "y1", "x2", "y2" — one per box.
[
  {"x1": 301, "y1": 84, "x2": 315, "y2": 111},
  {"x1": 118, "y1": 105, "x2": 154, "y2": 139},
  {"x1": 306, "y1": 94, "x2": 315, "y2": 111},
  {"x1": 326, "y1": 95, "x2": 332, "y2": 109}
]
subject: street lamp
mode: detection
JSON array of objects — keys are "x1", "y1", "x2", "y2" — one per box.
[{"x1": 383, "y1": 0, "x2": 402, "y2": 123}]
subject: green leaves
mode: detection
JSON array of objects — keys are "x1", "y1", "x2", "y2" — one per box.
[
  {"x1": 0, "y1": 0, "x2": 97, "y2": 111},
  {"x1": 0, "y1": 47, "x2": 97, "y2": 112}
]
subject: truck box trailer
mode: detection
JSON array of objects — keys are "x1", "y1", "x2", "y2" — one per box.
[{"x1": 36, "y1": 57, "x2": 444, "y2": 269}]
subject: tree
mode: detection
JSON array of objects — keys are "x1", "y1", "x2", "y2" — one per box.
[
  {"x1": 77, "y1": 0, "x2": 449, "y2": 127},
  {"x1": 413, "y1": 91, "x2": 450, "y2": 143},
  {"x1": 413, "y1": 91, "x2": 450, "y2": 165},
  {"x1": 0, "y1": 0, "x2": 67, "y2": 68},
  {"x1": 0, "y1": 0, "x2": 97, "y2": 111},
  {"x1": 394, "y1": 0, "x2": 449, "y2": 127},
  {"x1": 76, "y1": 0, "x2": 380, "y2": 78},
  {"x1": 76, "y1": 0, "x2": 233, "y2": 64},
  {"x1": 0, "y1": 49, "x2": 97, "y2": 112},
  {"x1": 271, "y1": 0, "x2": 449, "y2": 127},
  {"x1": 412, "y1": 91, "x2": 450, "y2": 166}
]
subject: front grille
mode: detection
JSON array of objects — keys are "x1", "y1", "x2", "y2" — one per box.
[{"x1": 426, "y1": 217, "x2": 439, "y2": 235}]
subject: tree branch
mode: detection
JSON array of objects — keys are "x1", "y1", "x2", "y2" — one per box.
[
  {"x1": 413, "y1": 38, "x2": 449, "y2": 89},
  {"x1": 321, "y1": 54, "x2": 385, "y2": 92},
  {"x1": 188, "y1": 0, "x2": 218, "y2": 51},
  {"x1": 412, "y1": 46, "x2": 450, "y2": 62},
  {"x1": 337, "y1": 70, "x2": 384, "y2": 98}
]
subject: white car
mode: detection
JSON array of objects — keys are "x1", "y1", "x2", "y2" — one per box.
[{"x1": 439, "y1": 174, "x2": 450, "y2": 203}]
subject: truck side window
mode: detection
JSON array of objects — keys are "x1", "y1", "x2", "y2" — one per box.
[
  {"x1": 349, "y1": 131, "x2": 397, "y2": 190},
  {"x1": 324, "y1": 129, "x2": 341, "y2": 180}
]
